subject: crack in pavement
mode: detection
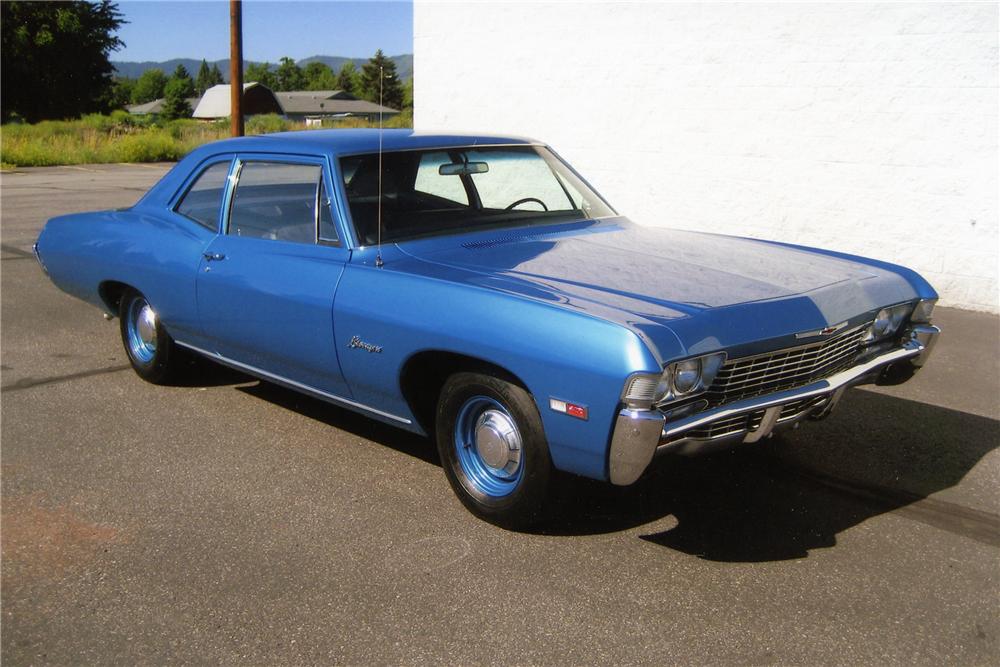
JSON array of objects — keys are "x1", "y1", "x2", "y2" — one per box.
[{"x1": 2, "y1": 364, "x2": 131, "y2": 392}]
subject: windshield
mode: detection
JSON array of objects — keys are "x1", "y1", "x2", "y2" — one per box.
[{"x1": 339, "y1": 145, "x2": 615, "y2": 244}]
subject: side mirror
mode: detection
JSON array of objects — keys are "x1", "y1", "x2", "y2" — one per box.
[{"x1": 439, "y1": 161, "x2": 489, "y2": 176}]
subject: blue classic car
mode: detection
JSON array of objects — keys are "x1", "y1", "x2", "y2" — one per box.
[{"x1": 34, "y1": 130, "x2": 941, "y2": 527}]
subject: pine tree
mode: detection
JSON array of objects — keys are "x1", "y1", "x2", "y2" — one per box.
[
  {"x1": 335, "y1": 62, "x2": 357, "y2": 95},
  {"x1": 161, "y1": 65, "x2": 194, "y2": 119},
  {"x1": 161, "y1": 77, "x2": 192, "y2": 119},
  {"x1": 195, "y1": 59, "x2": 213, "y2": 95},
  {"x1": 360, "y1": 50, "x2": 403, "y2": 110},
  {"x1": 210, "y1": 63, "x2": 225, "y2": 86},
  {"x1": 172, "y1": 64, "x2": 193, "y2": 89}
]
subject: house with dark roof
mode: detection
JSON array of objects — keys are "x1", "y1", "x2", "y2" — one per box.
[
  {"x1": 127, "y1": 83, "x2": 398, "y2": 123},
  {"x1": 274, "y1": 90, "x2": 398, "y2": 123}
]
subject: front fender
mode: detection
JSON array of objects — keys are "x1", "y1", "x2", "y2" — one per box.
[{"x1": 334, "y1": 261, "x2": 661, "y2": 481}]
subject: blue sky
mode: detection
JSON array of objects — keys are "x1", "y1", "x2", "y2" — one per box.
[{"x1": 114, "y1": 1, "x2": 413, "y2": 62}]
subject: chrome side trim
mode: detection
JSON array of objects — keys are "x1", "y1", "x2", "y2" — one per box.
[{"x1": 174, "y1": 341, "x2": 412, "y2": 425}]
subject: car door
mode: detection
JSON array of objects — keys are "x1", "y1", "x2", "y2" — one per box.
[{"x1": 195, "y1": 155, "x2": 353, "y2": 398}]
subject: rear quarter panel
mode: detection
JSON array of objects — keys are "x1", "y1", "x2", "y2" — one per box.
[{"x1": 36, "y1": 209, "x2": 213, "y2": 345}]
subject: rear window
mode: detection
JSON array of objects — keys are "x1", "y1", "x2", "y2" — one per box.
[{"x1": 175, "y1": 160, "x2": 231, "y2": 230}]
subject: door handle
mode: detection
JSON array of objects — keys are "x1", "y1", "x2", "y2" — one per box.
[{"x1": 203, "y1": 252, "x2": 226, "y2": 261}]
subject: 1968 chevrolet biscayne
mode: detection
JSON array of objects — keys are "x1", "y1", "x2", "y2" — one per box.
[{"x1": 35, "y1": 130, "x2": 941, "y2": 527}]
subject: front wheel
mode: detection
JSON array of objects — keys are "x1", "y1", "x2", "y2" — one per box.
[
  {"x1": 436, "y1": 372, "x2": 552, "y2": 528},
  {"x1": 118, "y1": 288, "x2": 180, "y2": 384}
]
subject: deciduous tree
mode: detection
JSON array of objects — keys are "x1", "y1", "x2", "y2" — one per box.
[
  {"x1": 303, "y1": 61, "x2": 336, "y2": 91},
  {"x1": 131, "y1": 68, "x2": 168, "y2": 104},
  {"x1": 1, "y1": 0, "x2": 125, "y2": 122},
  {"x1": 275, "y1": 56, "x2": 305, "y2": 91},
  {"x1": 245, "y1": 61, "x2": 276, "y2": 89}
]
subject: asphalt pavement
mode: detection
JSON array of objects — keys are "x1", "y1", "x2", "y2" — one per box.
[{"x1": 2, "y1": 163, "x2": 998, "y2": 665}]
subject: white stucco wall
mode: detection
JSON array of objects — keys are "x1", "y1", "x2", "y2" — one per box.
[{"x1": 414, "y1": 2, "x2": 999, "y2": 312}]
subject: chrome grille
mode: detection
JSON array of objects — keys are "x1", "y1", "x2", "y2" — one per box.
[
  {"x1": 686, "y1": 410, "x2": 765, "y2": 440},
  {"x1": 777, "y1": 396, "x2": 828, "y2": 422},
  {"x1": 707, "y1": 323, "x2": 868, "y2": 405}
]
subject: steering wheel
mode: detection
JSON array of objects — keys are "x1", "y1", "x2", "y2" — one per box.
[{"x1": 505, "y1": 197, "x2": 549, "y2": 211}]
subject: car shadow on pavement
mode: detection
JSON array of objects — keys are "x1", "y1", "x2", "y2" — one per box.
[
  {"x1": 535, "y1": 391, "x2": 1000, "y2": 561},
  {"x1": 211, "y1": 366, "x2": 999, "y2": 563},
  {"x1": 166, "y1": 353, "x2": 259, "y2": 388},
  {"x1": 235, "y1": 379, "x2": 440, "y2": 466}
]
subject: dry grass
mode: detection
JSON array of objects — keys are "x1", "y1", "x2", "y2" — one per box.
[{"x1": 0, "y1": 110, "x2": 413, "y2": 168}]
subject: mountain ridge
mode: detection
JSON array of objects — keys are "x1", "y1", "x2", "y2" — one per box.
[{"x1": 112, "y1": 54, "x2": 413, "y2": 82}]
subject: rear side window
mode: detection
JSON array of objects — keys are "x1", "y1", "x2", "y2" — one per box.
[
  {"x1": 229, "y1": 162, "x2": 323, "y2": 244},
  {"x1": 175, "y1": 160, "x2": 231, "y2": 230}
]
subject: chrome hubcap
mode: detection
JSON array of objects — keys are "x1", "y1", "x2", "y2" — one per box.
[
  {"x1": 454, "y1": 396, "x2": 525, "y2": 498},
  {"x1": 474, "y1": 409, "x2": 522, "y2": 474},
  {"x1": 126, "y1": 297, "x2": 158, "y2": 364},
  {"x1": 136, "y1": 305, "x2": 157, "y2": 346}
]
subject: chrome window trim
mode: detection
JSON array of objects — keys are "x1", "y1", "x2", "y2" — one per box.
[
  {"x1": 171, "y1": 157, "x2": 237, "y2": 232},
  {"x1": 174, "y1": 340, "x2": 412, "y2": 425},
  {"x1": 316, "y1": 176, "x2": 340, "y2": 246},
  {"x1": 224, "y1": 154, "x2": 335, "y2": 245}
]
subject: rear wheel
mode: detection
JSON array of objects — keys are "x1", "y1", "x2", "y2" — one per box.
[
  {"x1": 118, "y1": 288, "x2": 180, "y2": 384},
  {"x1": 436, "y1": 372, "x2": 552, "y2": 528}
]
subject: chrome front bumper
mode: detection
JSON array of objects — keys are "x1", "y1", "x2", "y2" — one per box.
[{"x1": 608, "y1": 324, "x2": 941, "y2": 485}]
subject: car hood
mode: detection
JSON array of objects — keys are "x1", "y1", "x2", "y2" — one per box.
[{"x1": 398, "y1": 218, "x2": 921, "y2": 362}]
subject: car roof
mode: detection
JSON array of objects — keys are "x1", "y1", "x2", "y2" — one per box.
[{"x1": 190, "y1": 129, "x2": 540, "y2": 158}]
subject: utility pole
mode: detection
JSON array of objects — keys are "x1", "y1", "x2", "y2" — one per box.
[{"x1": 229, "y1": 0, "x2": 244, "y2": 136}]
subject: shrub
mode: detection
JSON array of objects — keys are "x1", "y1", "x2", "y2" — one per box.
[{"x1": 246, "y1": 114, "x2": 292, "y2": 135}]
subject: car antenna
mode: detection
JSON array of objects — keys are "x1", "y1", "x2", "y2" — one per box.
[{"x1": 375, "y1": 65, "x2": 385, "y2": 269}]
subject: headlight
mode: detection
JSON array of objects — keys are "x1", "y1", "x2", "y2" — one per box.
[
  {"x1": 871, "y1": 308, "x2": 893, "y2": 338},
  {"x1": 623, "y1": 352, "x2": 727, "y2": 409},
  {"x1": 864, "y1": 303, "x2": 912, "y2": 343},
  {"x1": 672, "y1": 359, "x2": 702, "y2": 394},
  {"x1": 652, "y1": 352, "x2": 727, "y2": 405}
]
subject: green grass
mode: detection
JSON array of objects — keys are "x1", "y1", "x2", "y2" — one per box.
[{"x1": 0, "y1": 110, "x2": 414, "y2": 168}]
